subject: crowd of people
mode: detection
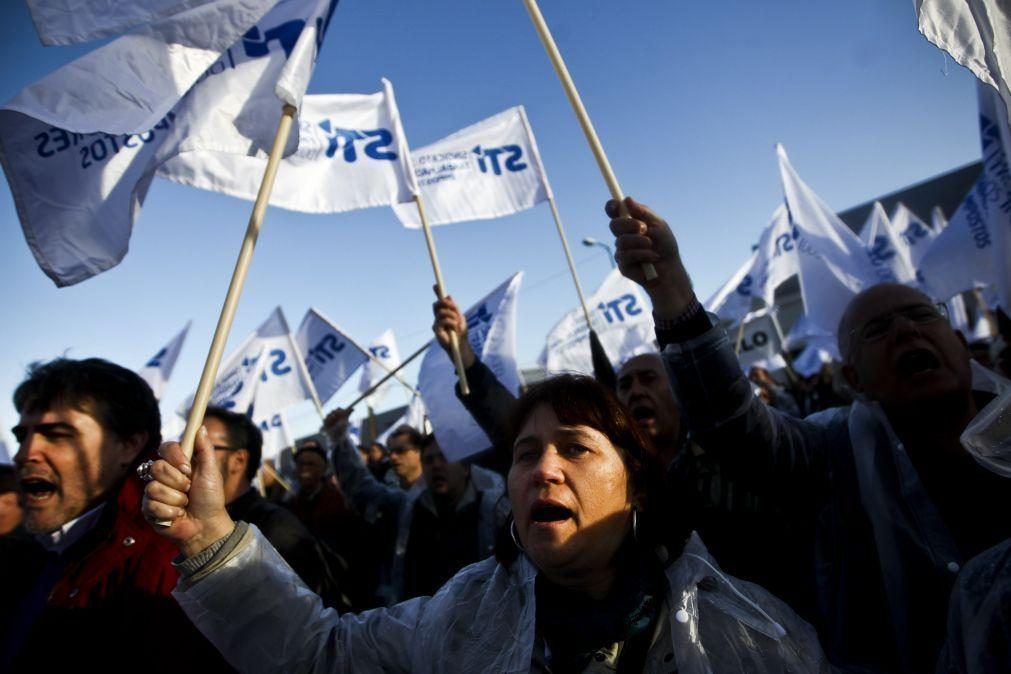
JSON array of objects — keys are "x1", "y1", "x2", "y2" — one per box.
[{"x1": 2, "y1": 197, "x2": 1010, "y2": 672}]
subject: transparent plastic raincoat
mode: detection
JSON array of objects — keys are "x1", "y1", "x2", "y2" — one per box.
[{"x1": 173, "y1": 524, "x2": 831, "y2": 673}]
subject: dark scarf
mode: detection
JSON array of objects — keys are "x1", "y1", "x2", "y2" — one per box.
[{"x1": 535, "y1": 540, "x2": 667, "y2": 673}]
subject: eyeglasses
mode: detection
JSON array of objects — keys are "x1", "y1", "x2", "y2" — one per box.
[{"x1": 850, "y1": 303, "x2": 948, "y2": 344}]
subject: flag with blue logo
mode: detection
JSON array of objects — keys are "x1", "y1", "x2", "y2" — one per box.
[
  {"x1": 357, "y1": 329, "x2": 402, "y2": 410},
  {"x1": 392, "y1": 106, "x2": 550, "y2": 228},
  {"x1": 294, "y1": 308, "x2": 370, "y2": 404},
  {"x1": 916, "y1": 0, "x2": 1011, "y2": 128},
  {"x1": 177, "y1": 306, "x2": 316, "y2": 417},
  {"x1": 705, "y1": 251, "x2": 757, "y2": 323},
  {"x1": 0, "y1": 0, "x2": 338, "y2": 286},
  {"x1": 776, "y1": 144, "x2": 882, "y2": 335},
  {"x1": 137, "y1": 321, "x2": 192, "y2": 401},
  {"x1": 540, "y1": 268, "x2": 654, "y2": 376},
  {"x1": 256, "y1": 411, "x2": 293, "y2": 462},
  {"x1": 920, "y1": 83, "x2": 1011, "y2": 307},
  {"x1": 890, "y1": 203, "x2": 938, "y2": 270},
  {"x1": 158, "y1": 79, "x2": 416, "y2": 213},
  {"x1": 858, "y1": 201, "x2": 916, "y2": 284},
  {"x1": 418, "y1": 272, "x2": 523, "y2": 461}
]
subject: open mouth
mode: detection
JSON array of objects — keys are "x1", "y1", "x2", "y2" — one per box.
[
  {"x1": 531, "y1": 502, "x2": 573, "y2": 524},
  {"x1": 896, "y1": 348, "x2": 941, "y2": 377},
  {"x1": 20, "y1": 477, "x2": 57, "y2": 503},
  {"x1": 630, "y1": 404, "x2": 656, "y2": 424}
]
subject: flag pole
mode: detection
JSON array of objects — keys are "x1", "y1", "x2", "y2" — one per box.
[
  {"x1": 288, "y1": 333, "x2": 325, "y2": 421},
  {"x1": 346, "y1": 342, "x2": 429, "y2": 411},
  {"x1": 413, "y1": 194, "x2": 470, "y2": 395},
  {"x1": 547, "y1": 196, "x2": 593, "y2": 330},
  {"x1": 734, "y1": 319, "x2": 747, "y2": 355},
  {"x1": 522, "y1": 0, "x2": 657, "y2": 282},
  {"x1": 178, "y1": 104, "x2": 297, "y2": 462}
]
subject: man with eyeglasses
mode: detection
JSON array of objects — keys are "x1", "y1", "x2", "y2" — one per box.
[{"x1": 607, "y1": 198, "x2": 1010, "y2": 674}]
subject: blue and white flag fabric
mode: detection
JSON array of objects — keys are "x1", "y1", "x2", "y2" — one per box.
[
  {"x1": 777, "y1": 144, "x2": 882, "y2": 335},
  {"x1": 540, "y1": 268, "x2": 655, "y2": 376},
  {"x1": 376, "y1": 393, "x2": 428, "y2": 444},
  {"x1": 749, "y1": 204, "x2": 801, "y2": 308},
  {"x1": 158, "y1": 78, "x2": 416, "y2": 213},
  {"x1": 932, "y1": 206, "x2": 949, "y2": 232},
  {"x1": 792, "y1": 343, "x2": 835, "y2": 378},
  {"x1": 358, "y1": 329, "x2": 402, "y2": 409},
  {"x1": 920, "y1": 84, "x2": 1011, "y2": 308},
  {"x1": 705, "y1": 251, "x2": 757, "y2": 323},
  {"x1": 890, "y1": 202, "x2": 938, "y2": 271},
  {"x1": 137, "y1": 321, "x2": 191, "y2": 401},
  {"x1": 294, "y1": 308, "x2": 370, "y2": 404},
  {"x1": 916, "y1": 0, "x2": 1011, "y2": 128},
  {"x1": 256, "y1": 410, "x2": 292, "y2": 462},
  {"x1": 734, "y1": 308, "x2": 785, "y2": 373},
  {"x1": 392, "y1": 106, "x2": 551, "y2": 228},
  {"x1": 859, "y1": 202, "x2": 916, "y2": 284},
  {"x1": 0, "y1": 0, "x2": 337, "y2": 286},
  {"x1": 178, "y1": 306, "x2": 314, "y2": 417},
  {"x1": 418, "y1": 272, "x2": 523, "y2": 461}
]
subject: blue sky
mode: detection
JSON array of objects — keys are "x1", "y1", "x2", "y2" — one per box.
[{"x1": 0, "y1": 0, "x2": 980, "y2": 446}]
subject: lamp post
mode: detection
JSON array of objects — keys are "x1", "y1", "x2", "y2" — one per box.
[{"x1": 582, "y1": 237, "x2": 616, "y2": 269}]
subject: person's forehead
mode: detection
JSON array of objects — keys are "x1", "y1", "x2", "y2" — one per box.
[
  {"x1": 295, "y1": 450, "x2": 324, "y2": 465},
  {"x1": 202, "y1": 417, "x2": 231, "y2": 441},
  {"x1": 618, "y1": 354, "x2": 664, "y2": 378},
  {"x1": 19, "y1": 403, "x2": 101, "y2": 430},
  {"x1": 516, "y1": 403, "x2": 606, "y2": 444},
  {"x1": 850, "y1": 285, "x2": 932, "y2": 325}
]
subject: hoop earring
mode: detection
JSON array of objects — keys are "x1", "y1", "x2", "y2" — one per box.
[
  {"x1": 632, "y1": 509, "x2": 640, "y2": 543},
  {"x1": 510, "y1": 519, "x2": 524, "y2": 550}
]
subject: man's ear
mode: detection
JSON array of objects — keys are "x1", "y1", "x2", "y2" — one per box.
[
  {"x1": 119, "y1": 432, "x2": 148, "y2": 466},
  {"x1": 231, "y1": 449, "x2": 249, "y2": 476}
]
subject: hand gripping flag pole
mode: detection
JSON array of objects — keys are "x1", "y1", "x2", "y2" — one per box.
[
  {"x1": 523, "y1": 0, "x2": 658, "y2": 282},
  {"x1": 178, "y1": 104, "x2": 297, "y2": 463}
]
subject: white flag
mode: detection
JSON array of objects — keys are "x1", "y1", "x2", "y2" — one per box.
[
  {"x1": 392, "y1": 106, "x2": 551, "y2": 228},
  {"x1": 920, "y1": 84, "x2": 1011, "y2": 306},
  {"x1": 418, "y1": 273, "x2": 523, "y2": 462},
  {"x1": 705, "y1": 251, "x2": 757, "y2": 323},
  {"x1": 792, "y1": 343, "x2": 835, "y2": 378},
  {"x1": 859, "y1": 202, "x2": 917, "y2": 284},
  {"x1": 256, "y1": 411, "x2": 293, "y2": 462},
  {"x1": 777, "y1": 144, "x2": 882, "y2": 335},
  {"x1": 158, "y1": 79, "x2": 416, "y2": 213},
  {"x1": 750, "y1": 204, "x2": 801, "y2": 308},
  {"x1": 358, "y1": 329, "x2": 402, "y2": 409},
  {"x1": 541, "y1": 268, "x2": 655, "y2": 376},
  {"x1": 915, "y1": 0, "x2": 1011, "y2": 128},
  {"x1": 376, "y1": 393, "x2": 428, "y2": 444},
  {"x1": 890, "y1": 202, "x2": 938, "y2": 270},
  {"x1": 0, "y1": 0, "x2": 338, "y2": 286},
  {"x1": 294, "y1": 308, "x2": 370, "y2": 404},
  {"x1": 932, "y1": 206, "x2": 949, "y2": 232},
  {"x1": 734, "y1": 309, "x2": 785, "y2": 372},
  {"x1": 137, "y1": 321, "x2": 191, "y2": 400},
  {"x1": 11, "y1": 0, "x2": 278, "y2": 135}
]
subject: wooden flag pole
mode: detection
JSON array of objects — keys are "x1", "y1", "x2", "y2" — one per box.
[
  {"x1": 523, "y1": 0, "x2": 657, "y2": 282},
  {"x1": 178, "y1": 104, "x2": 297, "y2": 462},
  {"x1": 733, "y1": 319, "x2": 748, "y2": 355},
  {"x1": 414, "y1": 194, "x2": 470, "y2": 395},
  {"x1": 547, "y1": 196, "x2": 593, "y2": 330},
  {"x1": 346, "y1": 342, "x2": 430, "y2": 411},
  {"x1": 287, "y1": 330, "x2": 326, "y2": 421}
]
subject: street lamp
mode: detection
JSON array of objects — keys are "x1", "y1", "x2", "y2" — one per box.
[{"x1": 582, "y1": 237, "x2": 616, "y2": 269}]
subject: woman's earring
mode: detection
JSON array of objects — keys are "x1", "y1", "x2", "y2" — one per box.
[
  {"x1": 510, "y1": 519, "x2": 524, "y2": 550},
  {"x1": 632, "y1": 509, "x2": 640, "y2": 542}
]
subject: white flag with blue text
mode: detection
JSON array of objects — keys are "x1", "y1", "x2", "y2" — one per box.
[
  {"x1": 915, "y1": 0, "x2": 1011, "y2": 128},
  {"x1": 0, "y1": 0, "x2": 338, "y2": 286},
  {"x1": 890, "y1": 203, "x2": 938, "y2": 271},
  {"x1": 137, "y1": 321, "x2": 191, "y2": 401},
  {"x1": 777, "y1": 144, "x2": 882, "y2": 334},
  {"x1": 158, "y1": 79, "x2": 416, "y2": 213},
  {"x1": 295, "y1": 308, "x2": 370, "y2": 404},
  {"x1": 705, "y1": 252, "x2": 757, "y2": 323},
  {"x1": 859, "y1": 202, "x2": 916, "y2": 284},
  {"x1": 541, "y1": 268, "x2": 655, "y2": 376},
  {"x1": 418, "y1": 273, "x2": 523, "y2": 461},
  {"x1": 749, "y1": 204, "x2": 801, "y2": 308},
  {"x1": 358, "y1": 329, "x2": 402, "y2": 409},
  {"x1": 392, "y1": 106, "x2": 551, "y2": 228},
  {"x1": 256, "y1": 411, "x2": 293, "y2": 462},
  {"x1": 920, "y1": 84, "x2": 1011, "y2": 307}
]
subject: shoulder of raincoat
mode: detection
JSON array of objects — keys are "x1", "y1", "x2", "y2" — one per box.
[{"x1": 173, "y1": 524, "x2": 832, "y2": 673}]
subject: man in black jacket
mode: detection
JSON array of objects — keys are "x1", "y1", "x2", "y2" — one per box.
[{"x1": 203, "y1": 407, "x2": 337, "y2": 602}]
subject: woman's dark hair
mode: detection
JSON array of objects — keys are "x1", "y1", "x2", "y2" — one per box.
[{"x1": 495, "y1": 374, "x2": 680, "y2": 565}]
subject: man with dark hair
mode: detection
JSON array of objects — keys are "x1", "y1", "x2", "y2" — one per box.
[
  {"x1": 202, "y1": 406, "x2": 335, "y2": 603},
  {"x1": 607, "y1": 196, "x2": 1011, "y2": 673},
  {"x1": 1, "y1": 358, "x2": 227, "y2": 671},
  {"x1": 385, "y1": 425, "x2": 424, "y2": 489}
]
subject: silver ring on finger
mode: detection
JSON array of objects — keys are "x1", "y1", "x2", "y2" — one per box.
[{"x1": 136, "y1": 460, "x2": 156, "y2": 483}]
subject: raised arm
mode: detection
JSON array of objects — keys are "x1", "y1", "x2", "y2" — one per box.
[{"x1": 608, "y1": 197, "x2": 831, "y2": 496}]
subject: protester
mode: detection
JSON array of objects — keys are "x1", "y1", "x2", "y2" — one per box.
[
  {"x1": 202, "y1": 406, "x2": 335, "y2": 601},
  {"x1": 358, "y1": 440, "x2": 390, "y2": 480},
  {"x1": 323, "y1": 412, "x2": 503, "y2": 604},
  {"x1": 607, "y1": 196, "x2": 1011, "y2": 673},
  {"x1": 142, "y1": 374, "x2": 831, "y2": 672},
  {"x1": 287, "y1": 439, "x2": 353, "y2": 550},
  {"x1": 386, "y1": 425, "x2": 424, "y2": 489},
  {"x1": 1, "y1": 358, "x2": 226, "y2": 671}
]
